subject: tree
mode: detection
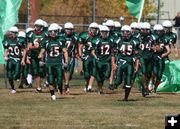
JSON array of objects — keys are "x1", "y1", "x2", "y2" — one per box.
[{"x1": 18, "y1": 0, "x2": 160, "y2": 26}]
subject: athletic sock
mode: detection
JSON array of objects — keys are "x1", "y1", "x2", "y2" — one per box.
[
  {"x1": 50, "y1": 90, "x2": 55, "y2": 96},
  {"x1": 9, "y1": 79, "x2": 15, "y2": 90},
  {"x1": 124, "y1": 87, "x2": 131, "y2": 101}
]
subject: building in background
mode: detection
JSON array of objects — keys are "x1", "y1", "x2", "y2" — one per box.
[{"x1": 161, "y1": 0, "x2": 180, "y2": 20}]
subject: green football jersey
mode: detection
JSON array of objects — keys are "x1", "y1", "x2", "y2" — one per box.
[
  {"x1": 78, "y1": 31, "x2": 95, "y2": 58},
  {"x1": 18, "y1": 37, "x2": 27, "y2": 58},
  {"x1": 61, "y1": 32, "x2": 78, "y2": 57},
  {"x1": 139, "y1": 34, "x2": 155, "y2": 58},
  {"x1": 3, "y1": 38, "x2": 22, "y2": 61},
  {"x1": 114, "y1": 27, "x2": 122, "y2": 37},
  {"x1": 109, "y1": 31, "x2": 119, "y2": 42},
  {"x1": 152, "y1": 33, "x2": 169, "y2": 56},
  {"x1": 43, "y1": 38, "x2": 65, "y2": 64},
  {"x1": 26, "y1": 31, "x2": 33, "y2": 43},
  {"x1": 117, "y1": 37, "x2": 140, "y2": 63},
  {"x1": 164, "y1": 32, "x2": 177, "y2": 45},
  {"x1": 29, "y1": 31, "x2": 48, "y2": 59},
  {"x1": 92, "y1": 36, "x2": 115, "y2": 62}
]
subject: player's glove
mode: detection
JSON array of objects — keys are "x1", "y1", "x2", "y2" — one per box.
[
  {"x1": 63, "y1": 63, "x2": 69, "y2": 69},
  {"x1": 94, "y1": 55, "x2": 99, "y2": 62},
  {"x1": 39, "y1": 61, "x2": 45, "y2": 67}
]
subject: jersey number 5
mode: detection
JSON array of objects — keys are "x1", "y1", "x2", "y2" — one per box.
[{"x1": 50, "y1": 47, "x2": 60, "y2": 57}]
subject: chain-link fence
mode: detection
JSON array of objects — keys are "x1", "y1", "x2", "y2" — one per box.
[{"x1": 16, "y1": 22, "x2": 180, "y2": 45}]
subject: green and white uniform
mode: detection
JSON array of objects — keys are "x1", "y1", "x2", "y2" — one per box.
[
  {"x1": 42, "y1": 37, "x2": 66, "y2": 85},
  {"x1": 164, "y1": 31, "x2": 177, "y2": 46},
  {"x1": 78, "y1": 31, "x2": 96, "y2": 79},
  {"x1": 139, "y1": 34, "x2": 155, "y2": 76},
  {"x1": 3, "y1": 38, "x2": 22, "y2": 80},
  {"x1": 114, "y1": 36, "x2": 140, "y2": 87},
  {"x1": 152, "y1": 33, "x2": 169, "y2": 81},
  {"x1": 61, "y1": 32, "x2": 78, "y2": 78},
  {"x1": 29, "y1": 31, "x2": 47, "y2": 76},
  {"x1": 18, "y1": 37, "x2": 29, "y2": 78},
  {"x1": 92, "y1": 36, "x2": 115, "y2": 83}
]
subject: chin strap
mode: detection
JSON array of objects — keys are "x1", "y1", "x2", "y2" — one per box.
[
  {"x1": 88, "y1": 31, "x2": 95, "y2": 38},
  {"x1": 34, "y1": 30, "x2": 43, "y2": 35}
]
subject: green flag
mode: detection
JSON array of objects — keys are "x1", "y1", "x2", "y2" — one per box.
[
  {"x1": 157, "y1": 60, "x2": 180, "y2": 93},
  {"x1": 0, "y1": 0, "x2": 22, "y2": 64},
  {"x1": 136, "y1": 60, "x2": 180, "y2": 93},
  {"x1": 126, "y1": 0, "x2": 143, "y2": 19}
]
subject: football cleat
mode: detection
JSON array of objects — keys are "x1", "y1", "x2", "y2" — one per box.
[
  {"x1": 108, "y1": 84, "x2": 114, "y2": 90},
  {"x1": 64, "y1": 84, "x2": 70, "y2": 94},
  {"x1": 98, "y1": 89, "x2": 104, "y2": 95},
  {"x1": 51, "y1": 95, "x2": 56, "y2": 100},
  {"x1": 11, "y1": 89, "x2": 16, "y2": 94},
  {"x1": 36, "y1": 88, "x2": 42, "y2": 93},
  {"x1": 148, "y1": 83, "x2": 153, "y2": 92},
  {"x1": 142, "y1": 88, "x2": 149, "y2": 97}
]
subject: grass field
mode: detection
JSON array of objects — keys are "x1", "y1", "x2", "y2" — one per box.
[{"x1": 0, "y1": 78, "x2": 179, "y2": 129}]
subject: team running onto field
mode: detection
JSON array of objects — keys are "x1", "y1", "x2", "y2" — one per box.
[{"x1": 3, "y1": 19, "x2": 178, "y2": 101}]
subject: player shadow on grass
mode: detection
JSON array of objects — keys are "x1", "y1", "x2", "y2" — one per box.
[
  {"x1": 56, "y1": 96, "x2": 76, "y2": 100},
  {"x1": 117, "y1": 99, "x2": 140, "y2": 102}
]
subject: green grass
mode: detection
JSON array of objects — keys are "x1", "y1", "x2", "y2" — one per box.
[
  {"x1": 0, "y1": 78, "x2": 179, "y2": 129},
  {"x1": 0, "y1": 43, "x2": 180, "y2": 129}
]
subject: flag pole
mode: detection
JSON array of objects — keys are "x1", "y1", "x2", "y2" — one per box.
[{"x1": 138, "y1": 0, "x2": 145, "y2": 23}]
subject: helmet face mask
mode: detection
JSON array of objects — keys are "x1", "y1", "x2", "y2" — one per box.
[
  {"x1": 89, "y1": 27, "x2": 98, "y2": 36},
  {"x1": 64, "y1": 22, "x2": 74, "y2": 36},
  {"x1": 48, "y1": 23, "x2": 59, "y2": 39},
  {"x1": 141, "y1": 28, "x2": 150, "y2": 36},
  {"x1": 49, "y1": 30, "x2": 58, "y2": 38},
  {"x1": 88, "y1": 22, "x2": 98, "y2": 36},
  {"x1": 65, "y1": 28, "x2": 73, "y2": 36},
  {"x1": 8, "y1": 26, "x2": 18, "y2": 39},
  {"x1": 9, "y1": 31, "x2": 18, "y2": 39},
  {"x1": 140, "y1": 22, "x2": 151, "y2": 36},
  {"x1": 131, "y1": 27, "x2": 139, "y2": 34},
  {"x1": 121, "y1": 25, "x2": 132, "y2": 40},
  {"x1": 164, "y1": 27, "x2": 172, "y2": 33},
  {"x1": 34, "y1": 19, "x2": 45, "y2": 33},
  {"x1": 156, "y1": 30, "x2": 164, "y2": 36},
  {"x1": 107, "y1": 26, "x2": 114, "y2": 32},
  {"x1": 122, "y1": 30, "x2": 131, "y2": 40},
  {"x1": 99, "y1": 25, "x2": 109, "y2": 39},
  {"x1": 100, "y1": 31, "x2": 109, "y2": 39},
  {"x1": 34, "y1": 25, "x2": 44, "y2": 33},
  {"x1": 153, "y1": 24, "x2": 164, "y2": 36}
]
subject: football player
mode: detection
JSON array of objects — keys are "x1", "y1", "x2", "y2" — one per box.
[
  {"x1": 21, "y1": 28, "x2": 34, "y2": 87},
  {"x1": 114, "y1": 25, "x2": 140, "y2": 101},
  {"x1": 162, "y1": 20, "x2": 179, "y2": 58},
  {"x1": 130, "y1": 22, "x2": 141, "y2": 39},
  {"x1": 152, "y1": 24, "x2": 171, "y2": 93},
  {"x1": 38, "y1": 23, "x2": 68, "y2": 100},
  {"x1": 139, "y1": 22, "x2": 155, "y2": 96},
  {"x1": 18, "y1": 31, "x2": 29, "y2": 89},
  {"x1": 78, "y1": 22, "x2": 99, "y2": 92},
  {"x1": 27, "y1": 19, "x2": 48, "y2": 93},
  {"x1": 3, "y1": 26, "x2": 21, "y2": 93},
  {"x1": 105, "y1": 20, "x2": 118, "y2": 90},
  {"x1": 91, "y1": 25, "x2": 116, "y2": 94},
  {"x1": 62, "y1": 22, "x2": 78, "y2": 94}
]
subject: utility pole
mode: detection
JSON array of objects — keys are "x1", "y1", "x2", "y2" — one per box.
[
  {"x1": 26, "y1": 0, "x2": 30, "y2": 28},
  {"x1": 92, "y1": 0, "x2": 96, "y2": 22},
  {"x1": 157, "y1": 0, "x2": 160, "y2": 24},
  {"x1": 29, "y1": 0, "x2": 39, "y2": 27}
]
